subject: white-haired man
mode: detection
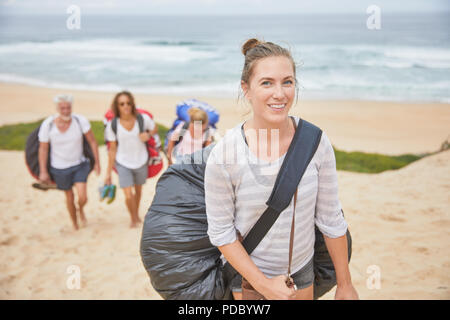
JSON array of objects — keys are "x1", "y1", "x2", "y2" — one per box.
[{"x1": 38, "y1": 94, "x2": 100, "y2": 230}]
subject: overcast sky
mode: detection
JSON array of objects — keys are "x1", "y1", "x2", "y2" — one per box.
[{"x1": 1, "y1": 0, "x2": 449, "y2": 15}]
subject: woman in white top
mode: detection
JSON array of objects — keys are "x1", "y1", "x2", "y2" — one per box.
[
  {"x1": 38, "y1": 94, "x2": 100, "y2": 230},
  {"x1": 104, "y1": 91, "x2": 157, "y2": 228},
  {"x1": 204, "y1": 39, "x2": 358, "y2": 300}
]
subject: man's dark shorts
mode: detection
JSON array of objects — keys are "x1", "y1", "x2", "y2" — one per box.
[{"x1": 50, "y1": 161, "x2": 90, "y2": 190}]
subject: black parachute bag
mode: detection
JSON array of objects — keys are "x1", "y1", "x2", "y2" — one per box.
[
  {"x1": 140, "y1": 145, "x2": 232, "y2": 300},
  {"x1": 140, "y1": 119, "x2": 352, "y2": 300},
  {"x1": 313, "y1": 220, "x2": 352, "y2": 299},
  {"x1": 25, "y1": 116, "x2": 95, "y2": 182}
]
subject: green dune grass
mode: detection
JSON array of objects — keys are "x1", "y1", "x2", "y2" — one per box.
[
  {"x1": 0, "y1": 119, "x2": 169, "y2": 150},
  {"x1": 334, "y1": 149, "x2": 422, "y2": 173},
  {"x1": 0, "y1": 119, "x2": 427, "y2": 173}
]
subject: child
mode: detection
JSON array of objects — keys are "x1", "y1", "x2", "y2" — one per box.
[{"x1": 166, "y1": 107, "x2": 212, "y2": 165}]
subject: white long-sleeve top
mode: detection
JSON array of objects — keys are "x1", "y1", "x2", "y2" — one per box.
[{"x1": 204, "y1": 117, "x2": 348, "y2": 277}]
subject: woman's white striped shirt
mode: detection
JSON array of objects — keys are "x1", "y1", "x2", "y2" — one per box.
[{"x1": 204, "y1": 117, "x2": 348, "y2": 277}]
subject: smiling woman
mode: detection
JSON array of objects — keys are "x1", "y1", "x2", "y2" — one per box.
[
  {"x1": 240, "y1": 39, "x2": 298, "y2": 161},
  {"x1": 104, "y1": 91, "x2": 160, "y2": 229},
  {"x1": 204, "y1": 38, "x2": 358, "y2": 300}
]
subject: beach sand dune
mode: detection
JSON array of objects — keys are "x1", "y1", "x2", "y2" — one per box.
[
  {"x1": 1, "y1": 83, "x2": 449, "y2": 155},
  {"x1": 322, "y1": 149, "x2": 450, "y2": 300},
  {"x1": 0, "y1": 83, "x2": 449, "y2": 299},
  {"x1": 0, "y1": 146, "x2": 448, "y2": 299},
  {"x1": 0, "y1": 146, "x2": 164, "y2": 299}
]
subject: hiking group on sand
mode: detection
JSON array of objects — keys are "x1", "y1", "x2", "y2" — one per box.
[
  {"x1": 27, "y1": 92, "x2": 214, "y2": 229},
  {"x1": 26, "y1": 38, "x2": 358, "y2": 300}
]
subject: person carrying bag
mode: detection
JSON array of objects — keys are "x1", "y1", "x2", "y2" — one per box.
[
  {"x1": 205, "y1": 38, "x2": 358, "y2": 300},
  {"x1": 140, "y1": 117, "x2": 352, "y2": 300},
  {"x1": 140, "y1": 39, "x2": 357, "y2": 300}
]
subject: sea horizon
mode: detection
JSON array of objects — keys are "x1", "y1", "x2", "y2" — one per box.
[{"x1": 1, "y1": 12, "x2": 449, "y2": 103}]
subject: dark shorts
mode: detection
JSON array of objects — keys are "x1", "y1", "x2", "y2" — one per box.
[
  {"x1": 230, "y1": 256, "x2": 314, "y2": 293},
  {"x1": 50, "y1": 161, "x2": 91, "y2": 191}
]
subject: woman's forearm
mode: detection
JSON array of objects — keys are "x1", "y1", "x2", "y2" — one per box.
[
  {"x1": 106, "y1": 146, "x2": 116, "y2": 176},
  {"x1": 219, "y1": 240, "x2": 268, "y2": 288},
  {"x1": 323, "y1": 233, "x2": 352, "y2": 286},
  {"x1": 219, "y1": 239, "x2": 298, "y2": 300}
]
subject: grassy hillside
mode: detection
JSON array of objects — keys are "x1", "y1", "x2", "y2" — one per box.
[
  {"x1": 0, "y1": 119, "x2": 169, "y2": 150},
  {"x1": 0, "y1": 119, "x2": 429, "y2": 173}
]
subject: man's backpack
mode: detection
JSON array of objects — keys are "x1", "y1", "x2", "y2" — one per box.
[{"x1": 25, "y1": 115, "x2": 95, "y2": 182}]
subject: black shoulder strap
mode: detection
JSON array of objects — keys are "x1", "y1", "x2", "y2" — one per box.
[
  {"x1": 137, "y1": 113, "x2": 144, "y2": 133},
  {"x1": 111, "y1": 117, "x2": 118, "y2": 136},
  {"x1": 240, "y1": 119, "x2": 323, "y2": 256},
  {"x1": 178, "y1": 121, "x2": 190, "y2": 143},
  {"x1": 47, "y1": 115, "x2": 55, "y2": 133},
  {"x1": 72, "y1": 114, "x2": 84, "y2": 135}
]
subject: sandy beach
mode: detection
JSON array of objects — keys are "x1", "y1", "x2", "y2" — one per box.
[
  {"x1": 1, "y1": 82, "x2": 450, "y2": 155},
  {"x1": 0, "y1": 82, "x2": 449, "y2": 299}
]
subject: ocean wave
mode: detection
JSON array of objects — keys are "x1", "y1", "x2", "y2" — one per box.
[
  {"x1": 140, "y1": 40, "x2": 206, "y2": 46},
  {"x1": 0, "y1": 72, "x2": 239, "y2": 96},
  {"x1": 1, "y1": 40, "x2": 449, "y2": 103},
  {"x1": 384, "y1": 46, "x2": 450, "y2": 61},
  {"x1": 294, "y1": 44, "x2": 450, "y2": 69},
  {"x1": 301, "y1": 73, "x2": 450, "y2": 93},
  {"x1": 0, "y1": 39, "x2": 219, "y2": 63},
  {"x1": 0, "y1": 73, "x2": 123, "y2": 93},
  {"x1": 356, "y1": 60, "x2": 450, "y2": 69},
  {"x1": 2, "y1": 72, "x2": 448, "y2": 103}
]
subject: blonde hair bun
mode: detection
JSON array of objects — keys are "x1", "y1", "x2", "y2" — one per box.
[
  {"x1": 240, "y1": 38, "x2": 296, "y2": 84},
  {"x1": 241, "y1": 38, "x2": 262, "y2": 56}
]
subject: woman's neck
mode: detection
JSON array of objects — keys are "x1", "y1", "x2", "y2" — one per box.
[
  {"x1": 246, "y1": 116, "x2": 293, "y2": 140},
  {"x1": 120, "y1": 113, "x2": 135, "y2": 121},
  {"x1": 244, "y1": 116, "x2": 295, "y2": 161}
]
